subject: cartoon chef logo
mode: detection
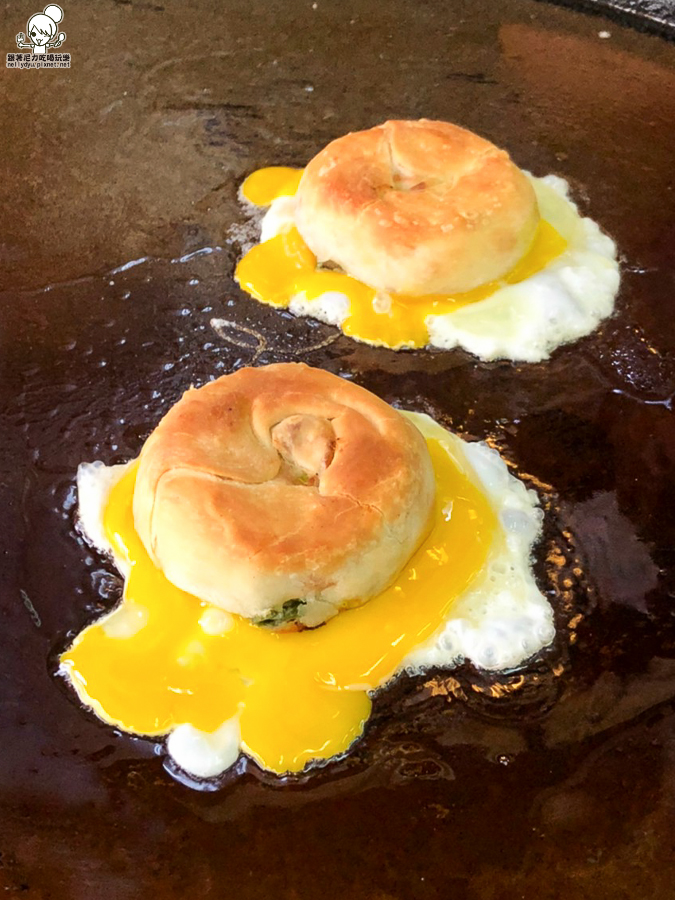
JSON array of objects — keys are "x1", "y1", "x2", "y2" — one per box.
[{"x1": 16, "y1": 4, "x2": 66, "y2": 55}]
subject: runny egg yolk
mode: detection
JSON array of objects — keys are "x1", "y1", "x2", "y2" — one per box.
[
  {"x1": 61, "y1": 428, "x2": 497, "y2": 775},
  {"x1": 241, "y1": 166, "x2": 304, "y2": 205},
  {"x1": 236, "y1": 167, "x2": 568, "y2": 349}
]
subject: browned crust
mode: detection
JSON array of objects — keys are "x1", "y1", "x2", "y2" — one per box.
[
  {"x1": 295, "y1": 119, "x2": 540, "y2": 295},
  {"x1": 132, "y1": 363, "x2": 436, "y2": 622}
]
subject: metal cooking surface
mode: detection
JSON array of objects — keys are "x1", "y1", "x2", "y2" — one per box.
[
  {"x1": 544, "y1": 0, "x2": 675, "y2": 37},
  {"x1": 1, "y1": 0, "x2": 675, "y2": 897}
]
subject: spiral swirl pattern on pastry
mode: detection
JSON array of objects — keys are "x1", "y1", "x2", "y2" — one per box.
[
  {"x1": 133, "y1": 363, "x2": 436, "y2": 627},
  {"x1": 295, "y1": 119, "x2": 540, "y2": 296}
]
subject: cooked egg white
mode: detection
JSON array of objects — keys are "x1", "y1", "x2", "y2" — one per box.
[
  {"x1": 64, "y1": 413, "x2": 554, "y2": 780},
  {"x1": 236, "y1": 168, "x2": 619, "y2": 361}
]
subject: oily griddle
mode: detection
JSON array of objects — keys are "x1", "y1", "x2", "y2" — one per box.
[{"x1": 2, "y1": 0, "x2": 675, "y2": 897}]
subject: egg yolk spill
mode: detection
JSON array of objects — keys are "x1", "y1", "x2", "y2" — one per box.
[
  {"x1": 62, "y1": 429, "x2": 497, "y2": 775},
  {"x1": 241, "y1": 166, "x2": 304, "y2": 205},
  {"x1": 236, "y1": 167, "x2": 568, "y2": 349}
]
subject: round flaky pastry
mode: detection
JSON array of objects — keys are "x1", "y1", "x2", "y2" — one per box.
[
  {"x1": 295, "y1": 119, "x2": 540, "y2": 296},
  {"x1": 133, "y1": 363, "x2": 435, "y2": 628}
]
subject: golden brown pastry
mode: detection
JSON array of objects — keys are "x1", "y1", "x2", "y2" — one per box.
[
  {"x1": 295, "y1": 119, "x2": 540, "y2": 296},
  {"x1": 133, "y1": 363, "x2": 435, "y2": 627}
]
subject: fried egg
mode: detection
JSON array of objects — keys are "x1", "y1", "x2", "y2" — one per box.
[
  {"x1": 235, "y1": 168, "x2": 620, "y2": 361},
  {"x1": 61, "y1": 412, "x2": 554, "y2": 780}
]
